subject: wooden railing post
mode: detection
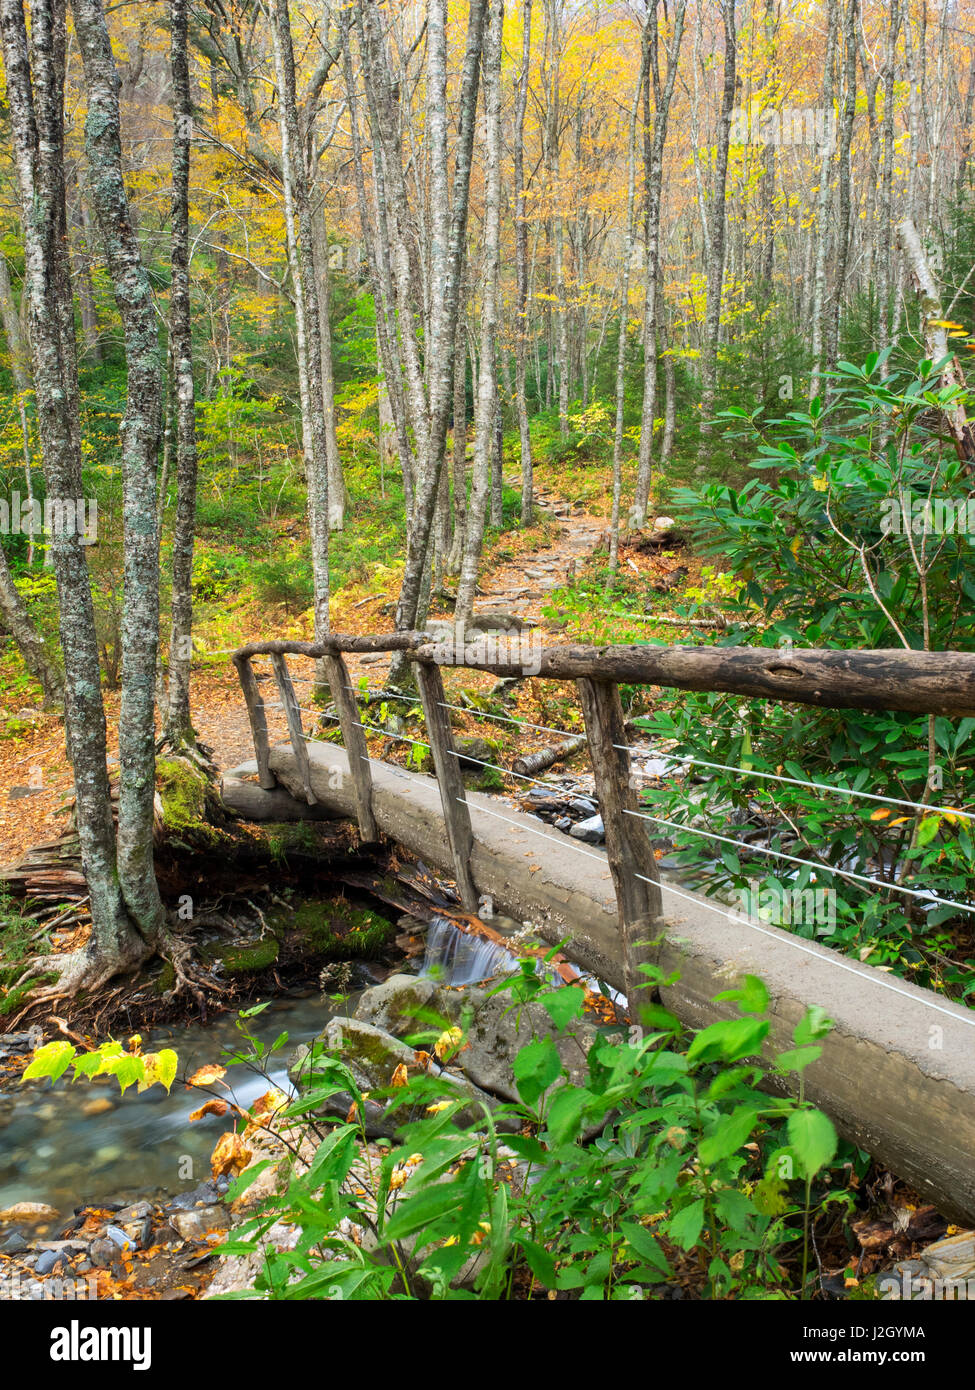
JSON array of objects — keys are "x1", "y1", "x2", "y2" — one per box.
[
  {"x1": 577, "y1": 677, "x2": 665, "y2": 1019},
  {"x1": 414, "y1": 657, "x2": 479, "y2": 911},
  {"x1": 270, "y1": 651, "x2": 317, "y2": 805},
  {"x1": 323, "y1": 649, "x2": 378, "y2": 843},
  {"x1": 233, "y1": 654, "x2": 276, "y2": 790}
]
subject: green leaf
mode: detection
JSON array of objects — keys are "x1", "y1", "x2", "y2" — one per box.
[
  {"x1": 519, "y1": 1237, "x2": 557, "y2": 1288},
  {"x1": 714, "y1": 974, "x2": 769, "y2": 1016},
  {"x1": 916, "y1": 815, "x2": 941, "y2": 848},
  {"x1": 512, "y1": 1037, "x2": 562, "y2": 1106},
  {"x1": 383, "y1": 1182, "x2": 466, "y2": 1244},
  {"x1": 698, "y1": 1105, "x2": 761, "y2": 1166},
  {"x1": 686, "y1": 1017, "x2": 769, "y2": 1065},
  {"x1": 538, "y1": 986, "x2": 585, "y2": 1031},
  {"x1": 666, "y1": 1198, "x2": 706, "y2": 1251},
  {"x1": 545, "y1": 1085, "x2": 594, "y2": 1145},
  {"x1": 22, "y1": 1040, "x2": 76, "y2": 1084},
  {"x1": 787, "y1": 1108, "x2": 837, "y2": 1179},
  {"x1": 621, "y1": 1221, "x2": 670, "y2": 1274}
]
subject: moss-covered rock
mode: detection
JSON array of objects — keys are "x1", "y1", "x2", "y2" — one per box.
[
  {"x1": 157, "y1": 758, "x2": 220, "y2": 847},
  {"x1": 214, "y1": 938, "x2": 280, "y2": 975},
  {"x1": 288, "y1": 898, "x2": 394, "y2": 960}
]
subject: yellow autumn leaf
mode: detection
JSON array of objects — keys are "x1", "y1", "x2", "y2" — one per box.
[
  {"x1": 434, "y1": 1027, "x2": 463, "y2": 1061},
  {"x1": 137, "y1": 1049, "x2": 178, "y2": 1093},
  {"x1": 390, "y1": 1063, "x2": 409, "y2": 1088},
  {"x1": 870, "y1": 808, "x2": 891, "y2": 820},
  {"x1": 187, "y1": 1064, "x2": 227, "y2": 1088},
  {"x1": 188, "y1": 1099, "x2": 230, "y2": 1122},
  {"x1": 210, "y1": 1130, "x2": 252, "y2": 1179}
]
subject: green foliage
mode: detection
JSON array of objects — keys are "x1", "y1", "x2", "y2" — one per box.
[
  {"x1": 21, "y1": 1036, "x2": 178, "y2": 1095},
  {"x1": 637, "y1": 357, "x2": 975, "y2": 995},
  {"x1": 210, "y1": 966, "x2": 844, "y2": 1301}
]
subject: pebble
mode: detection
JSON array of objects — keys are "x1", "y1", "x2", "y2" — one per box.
[
  {"x1": 81, "y1": 1097, "x2": 115, "y2": 1117},
  {"x1": 35, "y1": 1249, "x2": 66, "y2": 1276},
  {"x1": 89, "y1": 1237, "x2": 119, "y2": 1267},
  {"x1": 105, "y1": 1224, "x2": 136, "y2": 1252}
]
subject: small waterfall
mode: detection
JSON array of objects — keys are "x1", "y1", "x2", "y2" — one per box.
[{"x1": 421, "y1": 915, "x2": 519, "y2": 986}]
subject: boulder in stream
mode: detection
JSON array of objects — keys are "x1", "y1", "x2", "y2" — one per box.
[{"x1": 354, "y1": 973, "x2": 624, "y2": 1107}]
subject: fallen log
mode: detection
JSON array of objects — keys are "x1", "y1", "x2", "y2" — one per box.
[
  {"x1": 511, "y1": 733, "x2": 588, "y2": 777},
  {"x1": 412, "y1": 642, "x2": 975, "y2": 717},
  {"x1": 220, "y1": 771, "x2": 338, "y2": 822}
]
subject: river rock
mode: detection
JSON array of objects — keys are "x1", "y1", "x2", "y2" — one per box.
[
  {"x1": 115, "y1": 1200, "x2": 153, "y2": 1224},
  {"x1": 35, "y1": 1249, "x2": 67, "y2": 1276},
  {"x1": 882, "y1": 1229, "x2": 975, "y2": 1299},
  {"x1": 290, "y1": 1015, "x2": 515, "y2": 1137},
  {"x1": 0, "y1": 1232, "x2": 29, "y2": 1255},
  {"x1": 354, "y1": 974, "x2": 623, "y2": 1107},
  {"x1": 90, "y1": 1238, "x2": 120, "y2": 1267},
  {"x1": 171, "y1": 1205, "x2": 230, "y2": 1242},
  {"x1": 105, "y1": 1224, "x2": 136, "y2": 1252},
  {"x1": 0, "y1": 1202, "x2": 58, "y2": 1226},
  {"x1": 569, "y1": 813, "x2": 605, "y2": 844}
]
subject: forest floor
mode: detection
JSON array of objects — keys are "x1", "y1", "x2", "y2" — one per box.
[{"x1": 0, "y1": 480, "x2": 693, "y2": 863}]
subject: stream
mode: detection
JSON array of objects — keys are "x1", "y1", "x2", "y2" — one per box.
[
  {"x1": 0, "y1": 910, "x2": 530, "y2": 1220},
  {"x1": 0, "y1": 990, "x2": 350, "y2": 1218}
]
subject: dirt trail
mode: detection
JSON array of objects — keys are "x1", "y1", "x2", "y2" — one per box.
[
  {"x1": 0, "y1": 495, "x2": 604, "y2": 860},
  {"x1": 194, "y1": 486, "x2": 606, "y2": 777}
]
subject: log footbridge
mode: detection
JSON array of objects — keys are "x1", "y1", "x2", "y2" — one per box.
[{"x1": 224, "y1": 632, "x2": 975, "y2": 1223}]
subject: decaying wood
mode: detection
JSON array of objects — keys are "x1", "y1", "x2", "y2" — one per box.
[
  {"x1": 220, "y1": 775, "x2": 336, "y2": 822},
  {"x1": 413, "y1": 660, "x2": 478, "y2": 910},
  {"x1": 322, "y1": 650, "x2": 378, "y2": 842},
  {"x1": 270, "y1": 652, "x2": 317, "y2": 805},
  {"x1": 577, "y1": 678, "x2": 664, "y2": 1019},
  {"x1": 413, "y1": 642, "x2": 975, "y2": 716},
  {"x1": 232, "y1": 654, "x2": 275, "y2": 789},
  {"x1": 511, "y1": 733, "x2": 587, "y2": 777}
]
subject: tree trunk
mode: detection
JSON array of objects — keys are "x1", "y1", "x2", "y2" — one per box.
[
  {"x1": 269, "y1": 0, "x2": 330, "y2": 644},
  {"x1": 455, "y1": 0, "x2": 504, "y2": 626},
  {"x1": 632, "y1": 0, "x2": 687, "y2": 524},
  {"x1": 72, "y1": 0, "x2": 169, "y2": 943},
  {"x1": 696, "y1": 0, "x2": 736, "y2": 461},
  {"x1": 608, "y1": 33, "x2": 649, "y2": 576},
  {"x1": 1, "y1": 0, "x2": 146, "y2": 985},
  {"x1": 514, "y1": 0, "x2": 533, "y2": 524},
  {"x1": 163, "y1": 0, "x2": 198, "y2": 750}
]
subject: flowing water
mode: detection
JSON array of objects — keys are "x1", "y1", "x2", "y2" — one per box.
[{"x1": 0, "y1": 991, "x2": 350, "y2": 1218}]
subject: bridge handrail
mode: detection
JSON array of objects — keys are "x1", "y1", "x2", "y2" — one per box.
[{"x1": 230, "y1": 631, "x2": 975, "y2": 1011}]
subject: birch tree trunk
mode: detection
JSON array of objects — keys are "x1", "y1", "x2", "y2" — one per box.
[
  {"x1": 269, "y1": 0, "x2": 330, "y2": 644},
  {"x1": 1, "y1": 0, "x2": 147, "y2": 987},
  {"x1": 608, "y1": 33, "x2": 650, "y2": 576},
  {"x1": 696, "y1": 0, "x2": 736, "y2": 460},
  {"x1": 455, "y1": 0, "x2": 503, "y2": 626},
  {"x1": 514, "y1": 0, "x2": 533, "y2": 524},
  {"x1": 824, "y1": 0, "x2": 857, "y2": 386},
  {"x1": 808, "y1": 0, "x2": 839, "y2": 402},
  {"x1": 632, "y1": 0, "x2": 687, "y2": 525},
  {"x1": 163, "y1": 0, "x2": 199, "y2": 749},
  {"x1": 71, "y1": 0, "x2": 168, "y2": 943}
]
